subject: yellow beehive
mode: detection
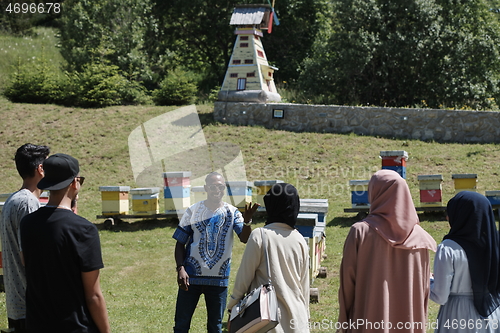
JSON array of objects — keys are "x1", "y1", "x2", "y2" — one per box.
[
  {"x1": 452, "y1": 174, "x2": 477, "y2": 194},
  {"x1": 253, "y1": 180, "x2": 283, "y2": 207},
  {"x1": 130, "y1": 188, "x2": 160, "y2": 215},
  {"x1": 99, "y1": 186, "x2": 130, "y2": 215}
]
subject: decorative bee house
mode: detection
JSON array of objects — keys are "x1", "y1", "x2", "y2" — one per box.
[{"x1": 218, "y1": 4, "x2": 281, "y2": 103}]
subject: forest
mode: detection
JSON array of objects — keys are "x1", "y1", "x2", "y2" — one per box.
[{"x1": 2, "y1": 0, "x2": 500, "y2": 109}]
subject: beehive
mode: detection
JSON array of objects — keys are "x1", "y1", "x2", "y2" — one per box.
[
  {"x1": 163, "y1": 171, "x2": 191, "y2": 187},
  {"x1": 417, "y1": 175, "x2": 443, "y2": 207},
  {"x1": 130, "y1": 188, "x2": 160, "y2": 215},
  {"x1": 253, "y1": 180, "x2": 284, "y2": 208},
  {"x1": 452, "y1": 174, "x2": 477, "y2": 194},
  {"x1": 380, "y1": 150, "x2": 408, "y2": 179},
  {"x1": 485, "y1": 190, "x2": 500, "y2": 206},
  {"x1": 296, "y1": 213, "x2": 325, "y2": 279},
  {"x1": 99, "y1": 186, "x2": 130, "y2": 215},
  {"x1": 191, "y1": 186, "x2": 208, "y2": 204},
  {"x1": 226, "y1": 181, "x2": 253, "y2": 211},
  {"x1": 39, "y1": 191, "x2": 49, "y2": 206},
  {"x1": 163, "y1": 172, "x2": 192, "y2": 214},
  {"x1": 349, "y1": 180, "x2": 370, "y2": 208},
  {"x1": 299, "y1": 199, "x2": 328, "y2": 223}
]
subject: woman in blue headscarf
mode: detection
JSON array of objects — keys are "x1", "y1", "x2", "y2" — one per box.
[{"x1": 430, "y1": 191, "x2": 500, "y2": 332}]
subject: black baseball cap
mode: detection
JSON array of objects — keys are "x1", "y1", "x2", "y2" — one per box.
[{"x1": 37, "y1": 153, "x2": 80, "y2": 190}]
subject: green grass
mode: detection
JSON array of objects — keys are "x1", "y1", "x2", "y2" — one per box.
[
  {"x1": 0, "y1": 27, "x2": 65, "y2": 92},
  {"x1": 1, "y1": 97, "x2": 500, "y2": 332}
]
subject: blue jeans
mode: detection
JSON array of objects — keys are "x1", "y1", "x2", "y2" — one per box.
[{"x1": 173, "y1": 285, "x2": 228, "y2": 333}]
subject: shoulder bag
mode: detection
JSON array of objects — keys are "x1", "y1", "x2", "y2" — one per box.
[{"x1": 229, "y1": 228, "x2": 279, "y2": 333}]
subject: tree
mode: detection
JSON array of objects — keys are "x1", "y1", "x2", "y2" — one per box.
[
  {"x1": 150, "y1": 0, "x2": 236, "y2": 90},
  {"x1": 430, "y1": 0, "x2": 500, "y2": 108},
  {"x1": 300, "y1": 0, "x2": 500, "y2": 109},
  {"x1": 59, "y1": 0, "x2": 162, "y2": 86},
  {"x1": 262, "y1": 0, "x2": 329, "y2": 84}
]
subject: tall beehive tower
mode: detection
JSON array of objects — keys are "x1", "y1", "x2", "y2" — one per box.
[{"x1": 218, "y1": 4, "x2": 281, "y2": 103}]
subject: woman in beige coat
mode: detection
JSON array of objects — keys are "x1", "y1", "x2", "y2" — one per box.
[{"x1": 228, "y1": 183, "x2": 310, "y2": 332}]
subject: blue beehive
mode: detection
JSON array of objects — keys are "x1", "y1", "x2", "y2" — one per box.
[
  {"x1": 295, "y1": 213, "x2": 319, "y2": 238},
  {"x1": 349, "y1": 180, "x2": 370, "y2": 208},
  {"x1": 485, "y1": 191, "x2": 500, "y2": 206},
  {"x1": 382, "y1": 166, "x2": 407, "y2": 179}
]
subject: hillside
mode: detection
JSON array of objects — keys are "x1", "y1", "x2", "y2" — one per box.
[{"x1": 1, "y1": 98, "x2": 500, "y2": 331}]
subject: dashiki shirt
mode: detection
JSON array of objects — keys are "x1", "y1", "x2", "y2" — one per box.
[{"x1": 172, "y1": 201, "x2": 244, "y2": 287}]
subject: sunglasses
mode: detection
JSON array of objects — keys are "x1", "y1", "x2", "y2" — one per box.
[
  {"x1": 76, "y1": 176, "x2": 85, "y2": 185},
  {"x1": 207, "y1": 184, "x2": 226, "y2": 192}
]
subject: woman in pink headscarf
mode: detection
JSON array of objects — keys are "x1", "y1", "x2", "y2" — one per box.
[{"x1": 338, "y1": 170, "x2": 437, "y2": 333}]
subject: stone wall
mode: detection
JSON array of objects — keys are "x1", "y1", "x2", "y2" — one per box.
[{"x1": 214, "y1": 101, "x2": 500, "y2": 143}]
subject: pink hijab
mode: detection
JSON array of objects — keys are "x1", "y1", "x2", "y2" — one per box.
[{"x1": 365, "y1": 170, "x2": 436, "y2": 250}]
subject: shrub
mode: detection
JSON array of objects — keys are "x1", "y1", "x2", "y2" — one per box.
[
  {"x1": 4, "y1": 56, "x2": 151, "y2": 107},
  {"x1": 4, "y1": 58, "x2": 65, "y2": 104},
  {"x1": 63, "y1": 62, "x2": 151, "y2": 107},
  {"x1": 64, "y1": 62, "x2": 126, "y2": 107},
  {"x1": 152, "y1": 69, "x2": 197, "y2": 106},
  {"x1": 119, "y1": 79, "x2": 152, "y2": 106}
]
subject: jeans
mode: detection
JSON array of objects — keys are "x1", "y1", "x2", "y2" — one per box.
[{"x1": 173, "y1": 285, "x2": 228, "y2": 333}]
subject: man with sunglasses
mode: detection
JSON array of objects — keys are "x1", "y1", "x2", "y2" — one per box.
[
  {"x1": 0, "y1": 143, "x2": 50, "y2": 333},
  {"x1": 20, "y1": 154, "x2": 110, "y2": 333},
  {"x1": 173, "y1": 172, "x2": 259, "y2": 333}
]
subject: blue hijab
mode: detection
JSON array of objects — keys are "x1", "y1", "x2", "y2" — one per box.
[
  {"x1": 444, "y1": 191, "x2": 500, "y2": 317},
  {"x1": 263, "y1": 183, "x2": 300, "y2": 227}
]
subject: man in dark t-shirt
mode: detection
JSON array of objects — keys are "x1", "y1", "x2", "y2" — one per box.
[{"x1": 20, "y1": 153, "x2": 110, "y2": 333}]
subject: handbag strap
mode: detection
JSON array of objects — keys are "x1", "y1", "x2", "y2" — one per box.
[{"x1": 260, "y1": 228, "x2": 272, "y2": 284}]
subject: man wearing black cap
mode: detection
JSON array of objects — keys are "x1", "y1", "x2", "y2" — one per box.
[{"x1": 20, "y1": 153, "x2": 110, "y2": 333}]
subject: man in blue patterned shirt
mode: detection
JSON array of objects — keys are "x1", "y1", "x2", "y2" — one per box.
[{"x1": 173, "y1": 172, "x2": 258, "y2": 333}]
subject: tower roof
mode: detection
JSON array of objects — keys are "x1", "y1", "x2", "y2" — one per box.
[{"x1": 230, "y1": 4, "x2": 271, "y2": 26}]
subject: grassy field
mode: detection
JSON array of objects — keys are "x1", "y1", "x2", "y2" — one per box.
[{"x1": 0, "y1": 97, "x2": 500, "y2": 332}]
